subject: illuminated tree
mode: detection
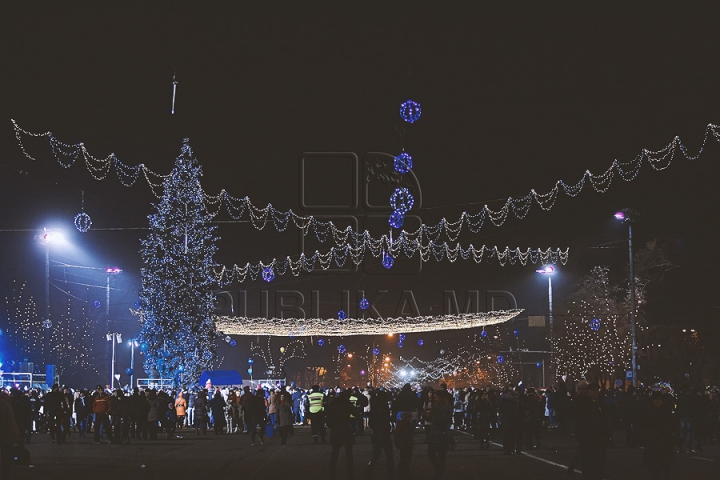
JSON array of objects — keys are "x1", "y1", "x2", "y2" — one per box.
[{"x1": 138, "y1": 139, "x2": 220, "y2": 386}]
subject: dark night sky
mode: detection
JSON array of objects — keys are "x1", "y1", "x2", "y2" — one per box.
[{"x1": 1, "y1": 3, "x2": 719, "y2": 385}]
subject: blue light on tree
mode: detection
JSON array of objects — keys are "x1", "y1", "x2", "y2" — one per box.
[
  {"x1": 248, "y1": 358, "x2": 254, "y2": 365},
  {"x1": 418, "y1": 339, "x2": 424, "y2": 346},
  {"x1": 338, "y1": 310, "x2": 347, "y2": 320},
  {"x1": 93, "y1": 300, "x2": 101, "y2": 309},
  {"x1": 372, "y1": 347, "x2": 380, "y2": 356},
  {"x1": 140, "y1": 342, "x2": 149, "y2": 352},
  {"x1": 388, "y1": 211, "x2": 405, "y2": 229},
  {"x1": 399, "y1": 100, "x2": 422, "y2": 124},
  {"x1": 390, "y1": 187, "x2": 415, "y2": 214},
  {"x1": 480, "y1": 330, "x2": 488, "y2": 338},
  {"x1": 318, "y1": 339, "x2": 325, "y2": 346},
  {"x1": 497, "y1": 355, "x2": 505, "y2": 364},
  {"x1": 514, "y1": 329, "x2": 520, "y2": 337},
  {"x1": 398, "y1": 342, "x2": 404, "y2": 348},
  {"x1": 382, "y1": 254, "x2": 394, "y2": 269},
  {"x1": 393, "y1": 152, "x2": 413, "y2": 174},
  {"x1": 536, "y1": 362, "x2": 543, "y2": 368},
  {"x1": 590, "y1": 318, "x2": 601, "y2": 331},
  {"x1": 262, "y1": 267, "x2": 275, "y2": 282},
  {"x1": 126, "y1": 368, "x2": 133, "y2": 375},
  {"x1": 230, "y1": 340, "x2": 237, "y2": 346},
  {"x1": 359, "y1": 298, "x2": 369, "y2": 310},
  {"x1": 338, "y1": 344, "x2": 346, "y2": 354}
]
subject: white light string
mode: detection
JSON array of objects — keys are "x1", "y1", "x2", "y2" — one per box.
[
  {"x1": 12, "y1": 119, "x2": 716, "y2": 245},
  {"x1": 215, "y1": 310, "x2": 523, "y2": 336},
  {"x1": 213, "y1": 242, "x2": 569, "y2": 284}
]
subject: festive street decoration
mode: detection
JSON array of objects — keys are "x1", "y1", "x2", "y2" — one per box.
[
  {"x1": 137, "y1": 139, "x2": 220, "y2": 386},
  {"x1": 390, "y1": 187, "x2": 415, "y2": 213},
  {"x1": 359, "y1": 298, "x2": 369, "y2": 310},
  {"x1": 14, "y1": 120, "x2": 716, "y2": 244},
  {"x1": 74, "y1": 191, "x2": 92, "y2": 232},
  {"x1": 216, "y1": 309, "x2": 522, "y2": 336},
  {"x1": 399, "y1": 100, "x2": 422, "y2": 123},
  {"x1": 393, "y1": 152, "x2": 413, "y2": 173},
  {"x1": 318, "y1": 339, "x2": 325, "y2": 346},
  {"x1": 388, "y1": 211, "x2": 404, "y2": 229},
  {"x1": 261, "y1": 267, "x2": 274, "y2": 282},
  {"x1": 590, "y1": 318, "x2": 601, "y2": 331},
  {"x1": 250, "y1": 337, "x2": 307, "y2": 371},
  {"x1": 382, "y1": 252, "x2": 395, "y2": 269},
  {"x1": 337, "y1": 310, "x2": 347, "y2": 320}
]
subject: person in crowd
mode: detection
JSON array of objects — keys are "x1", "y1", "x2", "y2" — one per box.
[
  {"x1": 498, "y1": 386, "x2": 520, "y2": 455},
  {"x1": 640, "y1": 391, "x2": 677, "y2": 479},
  {"x1": 194, "y1": 389, "x2": 208, "y2": 435},
  {"x1": 427, "y1": 386, "x2": 453, "y2": 480},
  {"x1": 186, "y1": 388, "x2": 196, "y2": 428},
  {"x1": 248, "y1": 387, "x2": 268, "y2": 446},
  {"x1": 146, "y1": 389, "x2": 160, "y2": 440},
  {"x1": 350, "y1": 386, "x2": 368, "y2": 435},
  {"x1": 0, "y1": 389, "x2": 23, "y2": 479},
  {"x1": 327, "y1": 388, "x2": 363, "y2": 480},
  {"x1": 92, "y1": 385, "x2": 112, "y2": 444},
  {"x1": 276, "y1": 385, "x2": 294, "y2": 445},
  {"x1": 45, "y1": 384, "x2": 69, "y2": 444},
  {"x1": 267, "y1": 387, "x2": 278, "y2": 435},
  {"x1": 619, "y1": 385, "x2": 639, "y2": 446},
  {"x1": 575, "y1": 383, "x2": 609, "y2": 480},
  {"x1": 394, "y1": 410, "x2": 414, "y2": 480},
  {"x1": 365, "y1": 389, "x2": 394, "y2": 480},
  {"x1": 111, "y1": 389, "x2": 131, "y2": 444},
  {"x1": 11, "y1": 389, "x2": 32, "y2": 445},
  {"x1": 524, "y1": 387, "x2": 543, "y2": 449},
  {"x1": 175, "y1": 391, "x2": 187, "y2": 430},
  {"x1": 308, "y1": 384, "x2": 327, "y2": 444},
  {"x1": 210, "y1": 387, "x2": 227, "y2": 435}
]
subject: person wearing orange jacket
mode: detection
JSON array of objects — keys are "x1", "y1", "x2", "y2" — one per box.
[
  {"x1": 175, "y1": 392, "x2": 187, "y2": 429},
  {"x1": 92, "y1": 385, "x2": 112, "y2": 444}
]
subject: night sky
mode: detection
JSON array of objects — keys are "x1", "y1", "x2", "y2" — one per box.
[{"x1": 1, "y1": 4, "x2": 719, "y2": 386}]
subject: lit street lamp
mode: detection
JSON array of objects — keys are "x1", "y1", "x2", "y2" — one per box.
[
  {"x1": 536, "y1": 265, "x2": 555, "y2": 377},
  {"x1": 615, "y1": 209, "x2": 638, "y2": 388},
  {"x1": 127, "y1": 338, "x2": 139, "y2": 388}
]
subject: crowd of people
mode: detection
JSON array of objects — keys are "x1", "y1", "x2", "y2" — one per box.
[{"x1": 1, "y1": 378, "x2": 719, "y2": 479}]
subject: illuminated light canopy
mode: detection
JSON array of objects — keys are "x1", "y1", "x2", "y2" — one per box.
[{"x1": 215, "y1": 309, "x2": 522, "y2": 336}]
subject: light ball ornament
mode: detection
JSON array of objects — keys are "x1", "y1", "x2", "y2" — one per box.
[
  {"x1": 390, "y1": 187, "x2": 415, "y2": 214},
  {"x1": 93, "y1": 301, "x2": 101, "y2": 309},
  {"x1": 139, "y1": 342, "x2": 149, "y2": 352},
  {"x1": 399, "y1": 99, "x2": 422, "y2": 124},
  {"x1": 536, "y1": 362, "x2": 542, "y2": 369},
  {"x1": 42, "y1": 319, "x2": 52, "y2": 329},
  {"x1": 418, "y1": 339, "x2": 424, "y2": 346},
  {"x1": 126, "y1": 368, "x2": 133, "y2": 376},
  {"x1": 513, "y1": 329, "x2": 520, "y2": 337},
  {"x1": 337, "y1": 310, "x2": 347, "y2": 320},
  {"x1": 360, "y1": 370, "x2": 366, "y2": 376},
  {"x1": 382, "y1": 254, "x2": 394, "y2": 269},
  {"x1": 497, "y1": 355, "x2": 505, "y2": 364},
  {"x1": 359, "y1": 298, "x2": 369, "y2": 310},
  {"x1": 318, "y1": 339, "x2": 325, "y2": 346},
  {"x1": 262, "y1": 267, "x2": 275, "y2": 282},
  {"x1": 480, "y1": 330, "x2": 488, "y2": 338},
  {"x1": 393, "y1": 152, "x2": 413, "y2": 174},
  {"x1": 338, "y1": 344, "x2": 346, "y2": 354},
  {"x1": 229, "y1": 340, "x2": 237, "y2": 347},
  {"x1": 388, "y1": 211, "x2": 405, "y2": 229},
  {"x1": 280, "y1": 347, "x2": 286, "y2": 354},
  {"x1": 74, "y1": 212, "x2": 92, "y2": 233},
  {"x1": 372, "y1": 347, "x2": 380, "y2": 356},
  {"x1": 225, "y1": 336, "x2": 231, "y2": 343},
  {"x1": 590, "y1": 318, "x2": 601, "y2": 331}
]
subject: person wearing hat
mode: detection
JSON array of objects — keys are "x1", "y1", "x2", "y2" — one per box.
[
  {"x1": 574, "y1": 382, "x2": 608, "y2": 479},
  {"x1": 92, "y1": 385, "x2": 112, "y2": 444}
]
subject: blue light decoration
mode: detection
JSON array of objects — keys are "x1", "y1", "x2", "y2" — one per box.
[
  {"x1": 590, "y1": 318, "x2": 601, "y2": 331},
  {"x1": 390, "y1": 187, "x2": 415, "y2": 214},
  {"x1": 338, "y1": 344, "x2": 346, "y2": 354},
  {"x1": 497, "y1": 355, "x2": 505, "y2": 364},
  {"x1": 262, "y1": 267, "x2": 275, "y2": 282},
  {"x1": 178, "y1": 365, "x2": 184, "y2": 372},
  {"x1": 513, "y1": 329, "x2": 520, "y2": 337},
  {"x1": 230, "y1": 340, "x2": 237, "y2": 347},
  {"x1": 399, "y1": 100, "x2": 422, "y2": 124},
  {"x1": 372, "y1": 347, "x2": 380, "y2": 356},
  {"x1": 225, "y1": 336, "x2": 231, "y2": 343},
  {"x1": 140, "y1": 342, "x2": 149, "y2": 352},
  {"x1": 480, "y1": 330, "x2": 488, "y2": 338},
  {"x1": 393, "y1": 152, "x2": 413, "y2": 174},
  {"x1": 42, "y1": 319, "x2": 52, "y2": 329},
  {"x1": 134, "y1": 301, "x2": 141, "y2": 309},
  {"x1": 248, "y1": 368, "x2": 253, "y2": 375},
  {"x1": 418, "y1": 339, "x2": 424, "y2": 346},
  {"x1": 74, "y1": 212, "x2": 92, "y2": 233},
  {"x1": 338, "y1": 310, "x2": 347, "y2": 320},
  {"x1": 536, "y1": 362, "x2": 543, "y2": 369},
  {"x1": 382, "y1": 252, "x2": 394, "y2": 269},
  {"x1": 317, "y1": 338, "x2": 325, "y2": 346},
  {"x1": 399, "y1": 334, "x2": 406, "y2": 342},
  {"x1": 248, "y1": 358, "x2": 254, "y2": 365},
  {"x1": 126, "y1": 368, "x2": 133, "y2": 375},
  {"x1": 359, "y1": 298, "x2": 369, "y2": 310},
  {"x1": 388, "y1": 210, "x2": 405, "y2": 229},
  {"x1": 93, "y1": 300, "x2": 101, "y2": 309},
  {"x1": 398, "y1": 342, "x2": 404, "y2": 348}
]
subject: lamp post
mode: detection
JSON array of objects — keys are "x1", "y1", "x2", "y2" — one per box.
[
  {"x1": 127, "y1": 338, "x2": 139, "y2": 388},
  {"x1": 615, "y1": 210, "x2": 637, "y2": 388},
  {"x1": 35, "y1": 229, "x2": 65, "y2": 357},
  {"x1": 106, "y1": 332, "x2": 122, "y2": 389},
  {"x1": 105, "y1": 267, "x2": 122, "y2": 387},
  {"x1": 536, "y1": 265, "x2": 555, "y2": 380}
]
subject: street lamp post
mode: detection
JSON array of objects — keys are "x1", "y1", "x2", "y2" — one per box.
[
  {"x1": 106, "y1": 332, "x2": 122, "y2": 389},
  {"x1": 615, "y1": 210, "x2": 638, "y2": 388},
  {"x1": 536, "y1": 265, "x2": 555, "y2": 382},
  {"x1": 127, "y1": 338, "x2": 139, "y2": 388}
]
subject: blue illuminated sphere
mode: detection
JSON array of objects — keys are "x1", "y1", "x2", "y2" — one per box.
[
  {"x1": 514, "y1": 329, "x2": 520, "y2": 337},
  {"x1": 418, "y1": 339, "x2": 424, "y2": 346},
  {"x1": 399, "y1": 334, "x2": 406, "y2": 342},
  {"x1": 338, "y1": 310, "x2": 347, "y2": 320},
  {"x1": 390, "y1": 187, "x2": 415, "y2": 214},
  {"x1": 590, "y1": 318, "x2": 601, "y2": 331},
  {"x1": 262, "y1": 267, "x2": 275, "y2": 282},
  {"x1": 388, "y1": 211, "x2": 405, "y2": 229},
  {"x1": 178, "y1": 365, "x2": 185, "y2": 372},
  {"x1": 536, "y1": 362, "x2": 543, "y2": 369},
  {"x1": 134, "y1": 301, "x2": 141, "y2": 309},
  {"x1": 382, "y1": 254, "x2": 394, "y2": 269},
  {"x1": 338, "y1": 344, "x2": 346, "y2": 354},
  {"x1": 372, "y1": 347, "x2": 380, "y2": 356},
  {"x1": 139, "y1": 342, "x2": 149, "y2": 352},
  {"x1": 248, "y1": 358, "x2": 254, "y2": 365},
  {"x1": 393, "y1": 152, "x2": 413, "y2": 174},
  {"x1": 230, "y1": 340, "x2": 237, "y2": 347},
  {"x1": 359, "y1": 298, "x2": 369, "y2": 310},
  {"x1": 93, "y1": 300, "x2": 101, "y2": 309},
  {"x1": 497, "y1": 355, "x2": 505, "y2": 364},
  {"x1": 318, "y1": 339, "x2": 325, "y2": 346},
  {"x1": 248, "y1": 368, "x2": 253, "y2": 375},
  {"x1": 480, "y1": 330, "x2": 488, "y2": 338},
  {"x1": 398, "y1": 342, "x2": 403, "y2": 348},
  {"x1": 125, "y1": 368, "x2": 133, "y2": 376},
  {"x1": 399, "y1": 100, "x2": 422, "y2": 124}
]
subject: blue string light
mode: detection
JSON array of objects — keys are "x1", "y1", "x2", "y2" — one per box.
[
  {"x1": 418, "y1": 339, "x2": 424, "y2": 346},
  {"x1": 399, "y1": 100, "x2": 422, "y2": 123},
  {"x1": 497, "y1": 355, "x2": 505, "y2": 364},
  {"x1": 388, "y1": 211, "x2": 405, "y2": 229},
  {"x1": 359, "y1": 298, "x2": 369, "y2": 310},
  {"x1": 591, "y1": 318, "x2": 601, "y2": 331},
  {"x1": 393, "y1": 152, "x2": 413, "y2": 174},
  {"x1": 74, "y1": 212, "x2": 92, "y2": 233},
  {"x1": 318, "y1": 339, "x2": 325, "y2": 346},
  {"x1": 390, "y1": 187, "x2": 415, "y2": 214},
  {"x1": 338, "y1": 344, "x2": 346, "y2": 354},
  {"x1": 382, "y1": 253, "x2": 394, "y2": 269},
  {"x1": 372, "y1": 347, "x2": 380, "y2": 356},
  {"x1": 338, "y1": 310, "x2": 347, "y2": 320},
  {"x1": 262, "y1": 267, "x2": 275, "y2": 282}
]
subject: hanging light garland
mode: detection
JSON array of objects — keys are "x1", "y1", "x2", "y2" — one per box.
[
  {"x1": 13, "y1": 120, "x2": 714, "y2": 245},
  {"x1": 73, "y1": 190, "x2": 92, "y2": 233},
  {"x1": 215, "y1": 309, "x2": 522, "y2": 336}
]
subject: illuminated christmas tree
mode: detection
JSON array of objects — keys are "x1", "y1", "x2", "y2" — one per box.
[
  {"x1": 138, "y1": 139, "x2": 220, "y2": 386},
  {"x1": 553, "y1": 266, "x2": 631, "y2": 382}
]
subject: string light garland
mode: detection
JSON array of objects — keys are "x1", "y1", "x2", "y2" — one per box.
[
  {"x1": 216, "y1": 309, "x2": 522, "y2": 337},
  {"x1": 250, "y1": 337, "x2": 307, "y2": 371},
  {"x1": 212, "y1": 243, "x2": 568, "y2": 284},
  {"x1": 13, "y1": 120, "x2": 715, "y2": 245}
]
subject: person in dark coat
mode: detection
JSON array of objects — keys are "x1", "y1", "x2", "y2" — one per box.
[
  {"x1": 194, "y1": 390, "x2": 208, "y2": 435},
  {"x1": 73, "y1": 390, "x2": 88, "y2": 438},
  {"x1": 498, "y1": 387, "x2": 520, "y2": 454},
  {"x1": 327, "y1": 389, "x2": 363, "y2": 480},
  {"x1": 247, "y1": 388, "x2": 268, "y2": 446},
  {"x1": 575, "y1": 383, "x2": 609, "y2": 480},
  {"x1": 210, "y1": 388, "x2": 227, "y2": 435},
  {"x1": 365, "y1": 390, "x2": 394, "y2": 480},
  {"x1": 640, "y1": 391, "x2": 677, "y2": 479},
  {"x1": 11, "y1": 389, "x2": 32, "y2": 444}
]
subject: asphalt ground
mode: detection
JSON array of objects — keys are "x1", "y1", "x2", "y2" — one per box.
[{"x1": 5, "y1": 424, "x2": 718, "y2": 480}]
